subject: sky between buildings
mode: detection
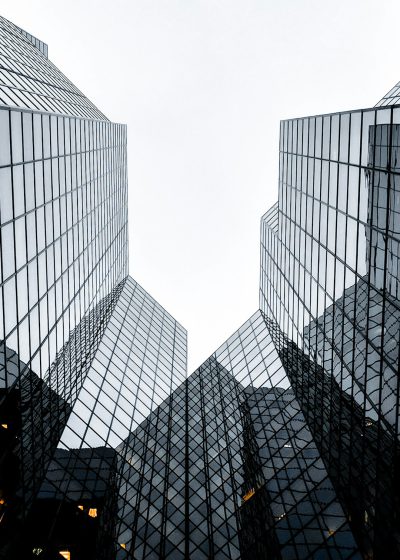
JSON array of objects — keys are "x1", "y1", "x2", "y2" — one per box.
[{"x1": 2, "y1": 0, "x2": 400, "y2": 372}]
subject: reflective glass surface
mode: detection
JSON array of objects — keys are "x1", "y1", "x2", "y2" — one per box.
[
  {"x1": 375, "y1": 80, "x2": 400, "y2": 107},
  {"x1": 0, "y1": 12, "x2": 398, "y2": 560},
  {"x1": 260, "y1": 103, "x2": 400, "y2": 558},
  {"x1": 0, "y1": 17, "x2": 188, "y2": 558},
  {"x1": 100, "y1": 313, "x2": 360, "y2": 560},
  {"x1": 0, "y1": 16, "x2": 104, "y2": 118}
]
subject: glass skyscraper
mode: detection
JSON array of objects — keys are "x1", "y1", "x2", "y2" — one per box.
[
  {"x1": 0, "y1": 14, "x2": 399, "y2": 560},
  {"x1": 0, "y1": 16, "x2": 186, "y2": 559},
  {"x1": 260, "y1": 92, "x2": 400, "y2": 559}
]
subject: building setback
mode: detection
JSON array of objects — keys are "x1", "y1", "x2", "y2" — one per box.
[{"x1": 0, "y1": 14, "x2": 399, "y2": 560}]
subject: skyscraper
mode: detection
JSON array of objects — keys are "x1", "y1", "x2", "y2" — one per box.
[
  {"x1": 259, "y1": 93, "x2": 400, "y2": 557},
  {"x1": 117, "y1": 313, "x2": 360, "y2": 559},
  {"x1": 0, "y1": 16, "x2": 186, "y2": 559},
  {"x1": 0, "y1": 13, "x2": 399, "y2": 560}
]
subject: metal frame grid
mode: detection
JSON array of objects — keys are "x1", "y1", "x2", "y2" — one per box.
[
  {"x1": 0, "y1": 16, "x2": 191, "y2": 558},
  {"x1": 0, "y1": 16, "x2": 105, "y2": 118},
  {"x1": 375, "y1": 82, "x2": 400, "y2": 108},
  {"x1": 103, "y1": 312, "x2": 361, "y2": 560},
  {"x1": 1, "y1": 13, "x2": 399, "y2": 560},
  {"x1": 260, "y1": 101, "x2": 400, "y2": 558}
]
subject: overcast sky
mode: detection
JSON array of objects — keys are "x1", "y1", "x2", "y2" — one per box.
[{"x1": 3, "y1": 0, "x2": 400, "y2": 372}]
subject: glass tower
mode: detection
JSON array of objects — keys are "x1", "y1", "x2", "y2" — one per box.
[
  {"x1": 0, "y1": 16, "x2": 186, "y2": 559},
  {"x1": 0, "y1": 13, "x2": 399, "y2": 560},
  {"x1": 109, "y1": 311, "x2": 360, "y2": 560},
  {"x1": 260, "y1": 93, "x2": 400, "y2": 557}
]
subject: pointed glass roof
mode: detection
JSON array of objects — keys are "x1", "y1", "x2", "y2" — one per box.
[{"x1": 375, "y1": 81, "x2": 400, "y2": 107}]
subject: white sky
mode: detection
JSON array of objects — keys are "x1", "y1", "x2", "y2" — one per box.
[{"x1": 3, "y1": 0, "x2": 400, "y2": 372}]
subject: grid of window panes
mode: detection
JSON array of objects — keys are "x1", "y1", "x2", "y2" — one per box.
[
  {"x1": 18, "y1": 446, "x2": 119, "y2": 558},
  {"x1": 0, "y1": 279, "x2": 124, "y2": 535},
  {"x1": 0, "y1": 15, "x2": 193, "y2": 559},
  {"x1": 214, "y1": 309, "x2": 290, "y2": 390},
  {"x1": 23, "y1": 272, "x2": 188, "y2": 558},
  {"x1": 242, "y1": 385, "x2": 360, "y2": 560},
  {"x1": 0, "y1": 16, "x2": 105, "y2": 118},
  {"x1": 225, "y1": 313, "x2": 360, "y2": 559},
  {"x1": 260, "y1": 103, "x2": 400, "y2": 558},
  {"x1": 75, "y1": 311, "x2": 360, "y2": 560},
  {"x1": 60, "y1": 276, "x2": 187, "y2": 451},
  {"x1": 110, "y1": 357, "x2": 243, "y2": 560},
  {"x1": 12, "y1": 19, "x2": 48, "y2": 58},
  {"x1": 0, "y1": 106, "x2": 128, "y2": 383},
  {"x1": 375, "y1": 81, "x2": 400, "y2": 107},
  {"x1": 2, "y1": 12, "x2": 395, "y2": 560},
  {"x1": 0, "y1": 104, "x2": 128, "y2": 555},
  {"x1": 273, "y1": 318, "x2": 399, "y2": 560}
]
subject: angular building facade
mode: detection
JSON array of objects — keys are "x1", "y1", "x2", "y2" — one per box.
[
  {"x1": 110, "y1": 311, "x2": 360, "y2": 560},
  {"x1": 259, "y1": 98, "x2": 400, "y2": 559},
  {"x1": 0, "y1": 15, "x2": 186, "y2": 559},
  {"x1": 0, "y1": 13, "x2": 399, "y2": 560}
]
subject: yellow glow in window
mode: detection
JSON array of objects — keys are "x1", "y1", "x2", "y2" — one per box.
[
  {"x1": 88, "y1": 508, "x2": 97, "y2": 518},
  {"x1": 242, "y1": 488, "x2": 256, "y2": 502},
  {"x1": 59, "y1": 551, "x2": 70, "y2": 560}
]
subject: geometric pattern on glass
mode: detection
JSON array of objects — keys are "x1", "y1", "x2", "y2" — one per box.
[
  {"x1": 260, "y1": 98, "x2": 400, "y2": 558},
  {"x1": 1, "y1": 12, "x2": 399, "y2": 560}
]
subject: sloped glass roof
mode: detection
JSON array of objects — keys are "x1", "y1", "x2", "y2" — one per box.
[
  {"x1": 375, "y1": 80, "x2": 400, "y2": 107},
  {"x1": 0, "y1": 15, "x2": 107, "y2": 119}
]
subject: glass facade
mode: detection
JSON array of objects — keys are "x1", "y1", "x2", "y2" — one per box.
[
  {"x1": 0, "y1": 17, "x2": 187, "y2": 559},
  {"x1": 260, "y1": 101, "x2": 400, "y2": 558},
  {"x1": 0, "y1": 16, "x2": 104, "y2": 117},
  {"x1": 0, "y1": 13, "x2": 399, "y2": 560},
  {"x1": 100, "y1": 312, "x2": 360, "y2": 559},
  {"x1": 375, "y1": 82, "x2": 400, "y2": 107}
]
